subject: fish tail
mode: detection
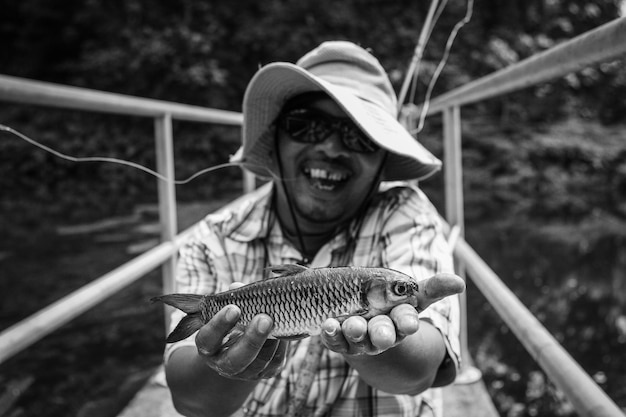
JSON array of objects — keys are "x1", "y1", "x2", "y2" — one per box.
[
  {"x1": 151, "y1": 294, "x2": 206, "y2": 343},
  {"x1": 151, "y1": 293, "x2": 204, "y2": 313},
  {"x1": 165, "y1": 313, "x2": 205, "y2": 343}
]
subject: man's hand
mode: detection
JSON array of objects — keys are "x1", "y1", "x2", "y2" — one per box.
[
  {"x1": 320, "y1": 304, "x2": 420, "y2": 355},
  {"x1": 194, "y1": 305, "x2": 288, "y2": 380}
]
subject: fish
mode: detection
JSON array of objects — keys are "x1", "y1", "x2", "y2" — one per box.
[{"x1": 151, "y1": 264, "x2": 465, "y2": 343}]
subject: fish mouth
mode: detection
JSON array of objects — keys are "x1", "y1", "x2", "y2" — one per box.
[{"x1": 302, "y1": 162, "x2": 352, "y2": 191}]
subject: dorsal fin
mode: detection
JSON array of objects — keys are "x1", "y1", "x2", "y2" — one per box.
[{"x1": 265, "y1": 263, "x2": 309, "y2": 277}]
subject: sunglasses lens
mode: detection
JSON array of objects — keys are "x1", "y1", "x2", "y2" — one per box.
[
  {"x1": 282, "y1": 116, "x2": 316, "y2": 142},
  {"x1": 279, "y1": 109, "x2": 379, "y2": 153},
  {"x1": 342, "y1": 127, "x2": 378, "y2": 153}
]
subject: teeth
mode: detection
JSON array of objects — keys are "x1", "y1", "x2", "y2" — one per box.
[{"x1": 304, "y1": 167, "x2": 348, "y2": 182}]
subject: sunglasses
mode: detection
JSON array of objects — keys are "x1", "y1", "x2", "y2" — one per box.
[{"x1": 276, "y1": 108, "x2": 380, "y2": 154}]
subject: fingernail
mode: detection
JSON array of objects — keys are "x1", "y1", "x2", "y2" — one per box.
[
  {"x1": 225, "y1": 306, "x2": 239, "y2": 322},
  {"x1": 257, "y1": 316, "x2": 272, "y2": 333},
  {"x1": 350, "y1": 333, "x2": 365, "y2": 343},
  {"x1": 323, "y1": 323, "x2": 337, "y2": 337}
]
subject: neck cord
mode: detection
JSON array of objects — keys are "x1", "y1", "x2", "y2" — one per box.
[
  {"x1": 342, "y1": 151, "x2": 388, "y2": 259},
  {"x1": 274, "y1": 138, "x2": 310, "y2": 264}
]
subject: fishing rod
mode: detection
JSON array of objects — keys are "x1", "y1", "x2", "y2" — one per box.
[
  {"x1": 397, "y1": 0, "x2": 474, "y2": 135},
  {"x1": 397, "y1": 0, "x2": 441, "y2": 112}
]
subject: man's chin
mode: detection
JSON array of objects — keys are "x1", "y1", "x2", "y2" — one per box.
[
  {"x1": 288, "y1": 177, "x2": 355, "y2": 224},
  {"x1": 294, "y1": 198, "x2": 346, "y2": 225}
]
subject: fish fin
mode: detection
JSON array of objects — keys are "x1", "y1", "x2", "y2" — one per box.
[
  {"x1": 265, "y1": 263, "x2": 309, "y2": 277},
  {"x1": 275, "y1": 334, "x2": 309, "y2": 341},
  {"x1": 151, "y1": 294, "x2": 204, "y2": 314},
  {"x1": 222, "y1": 326, "x2": 246, "y2": 348},
  {"x1": 165, "y1": 313, "x2": 204, "y2": 343}
]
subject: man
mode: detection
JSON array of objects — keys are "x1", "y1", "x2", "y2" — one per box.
[{"x1": 162, "y1": 40, "x2": 462, "y2": 417}]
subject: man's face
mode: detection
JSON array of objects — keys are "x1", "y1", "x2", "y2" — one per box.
[{"x1": 275, "y1": 97, "x2": 387, "y2": 229}]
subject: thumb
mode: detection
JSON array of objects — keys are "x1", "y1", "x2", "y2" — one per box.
[{"x1": 415, "y1": 273, "x2": 465, "y2": 312}]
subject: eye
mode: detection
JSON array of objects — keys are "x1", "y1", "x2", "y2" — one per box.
[
  {"x1": 283, "y1": 116, "x2": 313, "y2": 139},
  {"x1": 393, "y1": 281, "x2": 409, "y2": 296}
]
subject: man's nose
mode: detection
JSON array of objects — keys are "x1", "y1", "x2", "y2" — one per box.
[{"x1": 315, "y1": 130, "x2": 350, "y2": 157}]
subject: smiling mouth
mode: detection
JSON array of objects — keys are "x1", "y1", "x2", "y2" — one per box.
[{"x1": 302, "y1": 166, "x2": 351, "y2": 191}]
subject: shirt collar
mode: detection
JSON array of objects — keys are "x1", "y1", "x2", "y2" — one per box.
[{"x1": 222, "y1": 182, "x2": 367, "y2": 262}]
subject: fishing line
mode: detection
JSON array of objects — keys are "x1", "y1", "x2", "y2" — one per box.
[
  {"x1": 0, "y1": 123, "x2": 288, "y2": 185},
  {"x1": 413, "y1": 0, "x2": 474, "y2": 134},
  {"x1": 0, "y1": 123, "x2": 235, "y2": 184},
  {"x1": 408, "y1": 0, "x2": 449, "y2": 106}
]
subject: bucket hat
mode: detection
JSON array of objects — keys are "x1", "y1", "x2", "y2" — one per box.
[{"x1": 230, "y1": 40, "x2": 441, "y2": 181}]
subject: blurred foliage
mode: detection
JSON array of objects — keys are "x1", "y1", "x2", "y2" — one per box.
[
  {"x1": 460, "y1": 115, "x2": 626, "y2": 222},
  {"x1": 2, "y1": 0, "x2": 623, "y2": 111},
  {"x1": 0, "y1": 0, "x2": 624, "y2": 228}
]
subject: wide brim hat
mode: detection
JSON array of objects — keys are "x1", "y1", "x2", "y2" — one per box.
[{"x1": 231, "y1": 41, "x2": 441, "y2": 182}]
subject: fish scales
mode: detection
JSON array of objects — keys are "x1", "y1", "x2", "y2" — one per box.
[{"x1": 203, "y1": 267, "x2": 364, "y2": 337}]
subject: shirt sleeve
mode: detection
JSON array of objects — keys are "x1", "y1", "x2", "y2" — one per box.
[
  {"x1": 379, "y1": 186, "x2": 462, "y2": 385},
  {"x1": 163, "y1": 224, "x2": 221, "y2": 363}
]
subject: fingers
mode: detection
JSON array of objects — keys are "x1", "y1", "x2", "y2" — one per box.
[
  {"x1": 342, "y1": 316, "x2": 368, "y2": 343},
  {"x1": 227, "y1": 315, "x2": 274, "y2": 364},
  {"x1": 195, "y1": 307, "x2": 285, "y2": 380},
  {"x1": 321, "y1": 304, "x2": 422, "y2": 356},
  {"x1": 368, "y1": 316, "x2": 396, "y2": 351},
  {"x1": 196, "y1": 305, "x2": 241, "y2": 356},
  {"x1": 322, "y1": 316, "x2": 385, "y2": 355},
  {"x1": 389, "y1": 304, "x2": 420, "y2": 337},
  {"x1": 321, "y1": 318, "x2": 348, "y2": 353},
  {"x1": 342, "y1": 316, "x2": 369, "y2": 354}
]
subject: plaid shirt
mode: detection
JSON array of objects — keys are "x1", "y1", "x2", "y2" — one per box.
[{"x1": 164, "y1": 182, "x2": 461, "y2": 417}]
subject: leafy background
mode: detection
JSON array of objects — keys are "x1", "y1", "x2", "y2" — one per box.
[
  {"x1": 1, "y1": 1, "x2": 625, "y2": 416},
  {"x1": 1, "y1": 0, "x2": 625, "y2": 224}
]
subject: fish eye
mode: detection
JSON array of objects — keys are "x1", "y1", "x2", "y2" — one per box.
[{"x1": 393, "y1": 282, "x2": 409, "y2": 295}]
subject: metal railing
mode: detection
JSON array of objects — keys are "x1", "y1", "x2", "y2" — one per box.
[
  {"x1": 0, "y1": 15, "x2": 624, "y2": 416},
  {"x1": 0, "y1": 76, "x2": 244, "y2": 362},
  {"x1": 405, "y1": 16, "x2": 626, "y2": 417}
]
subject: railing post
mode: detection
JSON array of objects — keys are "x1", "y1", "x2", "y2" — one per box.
[
  {"x1": 155, "y1": 113, "x2": 178, "y2": 333},
  {"x1": 443, "y1": 105, "x2": 481, "y2": 383}
]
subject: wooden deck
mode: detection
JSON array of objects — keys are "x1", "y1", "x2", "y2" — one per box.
[{"x1": 118, "y1": 366, "x2": 500, "y2": 417}]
